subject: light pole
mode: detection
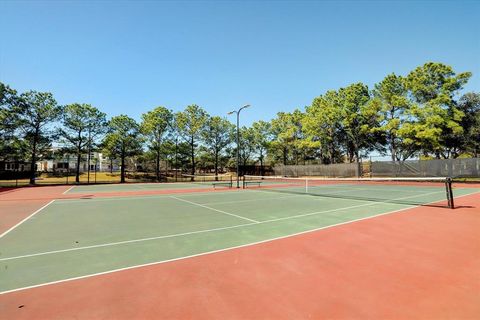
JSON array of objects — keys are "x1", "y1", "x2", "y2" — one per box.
[{"x1": 228, "y1": 104, "x2": 250, "y2": 188}]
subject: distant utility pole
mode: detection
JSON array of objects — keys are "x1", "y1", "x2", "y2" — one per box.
[{"x1": 228, "y1": 104, "x2": 251, "y2": 188}]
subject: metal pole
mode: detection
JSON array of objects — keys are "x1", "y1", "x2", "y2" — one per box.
[
  {"x1": 175, "y1": 137, "x2": 178, "y2": 182},
  {"x1": 445, "y1": 177, "x2": 454, "y2": 209},
  {"x1": 236, "y1": 111, "x2": 240, "y2": 188},
  {"x1": 228, "y1": 105, "x2": 250, "y2": 188},
  {"x1": 87, "y1": 135, "x2": 91, "y2": 184},
  {"x1": 66, "y1": 154, "x2": 69, "y2": 185}
]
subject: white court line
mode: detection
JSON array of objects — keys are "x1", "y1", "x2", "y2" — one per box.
[
  {"x1": 62, "y1": 186, "x2": 75, "y2": 194},
  {"x1": 53, "y1": 189, "x2": 248, "y2": 204},
  {"x1": 263, "y1": 190, "x2": 443, "y2": 224},
  {"x1": 170, "y1": 196, "x2": 259, "y2": 223},
  {"x1": 0, "y1": 222, "x2": 255, "y2": 262},
  {"x1": 199, "y1": 194, "x2": 300, "y2": 205},
  {"x1": 68, "y1": 181, "x2": 216, "y2": 191},
  {"x1": 0, "y1": 189, "x2": 448, "y2": 262},
  {"x1": 0, "y1": 200, "x2": 55, "y2": 239},
  {"x1": 2, "y1": 190, "x2": 478, "y2": 296}
]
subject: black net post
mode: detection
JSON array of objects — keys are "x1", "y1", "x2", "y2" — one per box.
[{"x1": 445, "y1": 177, "x2": 454, "y2": 209}]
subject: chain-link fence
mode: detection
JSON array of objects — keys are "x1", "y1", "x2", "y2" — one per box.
[
  {"x1": 2, "y1": 158, "x2": 478, "y2": 187},
  {"x1": 273, "y1": 163, "x2": 361, "y2": 178},
  {"x1": 0, "y1": 171, "x2": 169, "y2": 187},
  {"x1": 272, "y1": 158, "x2": 480, "y2": 178},
  {"x1": 370, "y1": 158, "x2": 480, "y2": 178}
]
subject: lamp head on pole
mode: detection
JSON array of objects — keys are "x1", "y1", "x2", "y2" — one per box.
[{"x1": 228, "y1": 104, "x2": 251, "y2": 116}]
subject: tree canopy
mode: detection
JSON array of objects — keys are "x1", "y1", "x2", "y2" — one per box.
[{"x1": 1, "y1": 62, "x2": 479, "y2": 184}]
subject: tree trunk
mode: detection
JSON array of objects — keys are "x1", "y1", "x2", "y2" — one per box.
[
  {"x1": 260, "y1": 152, "x2": 264, "y2": 176},
  {"x1": 120, "y1": 149, "x2": 126, "y2": 183},
  {"x1": 190, "y1": 137, "x2": 195, "y2": 181},
  {"x1": 75, "y1": 131, "x2": 83, "y2": 183},
  {"x1": 175, "y1": 137, "x2": 178, "y2": 182},
  {"x1": 29, "y1": 143, "x2": 37, "y2": 185},
  {"x1": 75, "y1": 151, "x2": 81, "y2": 183},
  {"x1": 390, "y1": 132, "x2": 397, "y2": 162},
  {"x1": 87, "y1": 128, "x2": 93, "y2": 184},
  {"x1": 29, "y1": 128, "x2": 39, "y2": 185},
  {"x1": 214, "y1": 150, "x2": 218, "y2": 181},
  {"x1": 330, "y1": 143, "x2": 335, "y2": 164},
  {"x1": 156, "y1": 149, "x2": 160, "y2": 182},
  {"x1": 110, "y1": 158, "x2": 113, "y2": 174}
]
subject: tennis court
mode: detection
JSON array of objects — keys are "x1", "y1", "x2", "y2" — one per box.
[{"x1": 1, "y1": 178, "x2": 479, "y2": 318}]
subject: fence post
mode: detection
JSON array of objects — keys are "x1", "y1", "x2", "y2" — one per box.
[
  {"x1": 474, "y1": 158, "x2": 479, "y2": 177},
  {"x1": 371, "y1": 157, "x2": 374, "y2": 177},
  {"x1": 448, "y1": 158, "x2": 453, "y2": 177}
]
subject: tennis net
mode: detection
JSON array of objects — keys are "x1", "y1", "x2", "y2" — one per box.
[{"x1": 243, "y1": 175, "x2": 455, "y2": 208}]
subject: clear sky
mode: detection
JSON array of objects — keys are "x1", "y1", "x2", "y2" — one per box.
[{"x1": 1, "y1": 0, "x2": 479, "y2": 126}]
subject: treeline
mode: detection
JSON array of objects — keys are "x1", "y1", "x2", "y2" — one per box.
[{"x1": 1, "y1": 62, "x2": 479, "y2": 184}]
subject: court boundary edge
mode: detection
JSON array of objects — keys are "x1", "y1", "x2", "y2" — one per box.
[
  {"x1": 0, "y1": 189, "x2": 449, "y2": 262},
  {"x1": 1, "y1": 191, "x2": 478, "y2": 296}
]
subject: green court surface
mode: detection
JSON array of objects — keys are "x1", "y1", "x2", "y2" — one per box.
[{"x1": 0, "y1": 184, "x2": 478, "y2": 293}]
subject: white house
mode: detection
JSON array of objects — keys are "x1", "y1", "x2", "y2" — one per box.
[{"x1": 36, "y1": 150, "x2": 120, "y2": 173}]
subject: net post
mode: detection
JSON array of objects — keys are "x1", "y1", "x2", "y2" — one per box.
[{"x1": 445, "y1": 177, "x2": 454, "y2": 209}]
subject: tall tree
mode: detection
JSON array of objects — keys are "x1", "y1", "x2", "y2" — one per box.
[
  {"x1": 17, "y1": 91, "x2": 61, "y2": 184},
  {"x1": 59, "y1": 103, "x2": 107, "y2": 182},
  {"x1": 0, "y1": 83, "x2": 24, "y2": 161},
  {"x1": 303, "y1": 90, "x2": 343, "y2": 164},
  {"x1": 251, "y1": 120, "x2": 271, "y2": 175},
  {"x1": 0, "y1": 83, "x2": 17, "y2": 137},
  {"x1": 140, "y1": 106, "x2": 173, "y2": 181},
  {"x1": 457, "y1": 92, "x2": 480, "y2": 157},
  {"x1": 103, "y1": 115, "x2": 142, "y2": 183},
  {"x1": 101, "y1": 134, "x2": 119, "y2": 174},
  {"x1": 175, "y1": 105, "x2": 208, "y2": 178},
  {"x1": 238, "y1": 126, "x2": 256, "y2": 169},
  {"x1": 404, "y1": 62, "x2": 471, "y2": 158},
  {"x1": 338, "y1": 83, "x2": 379, "y2": 162},
  {"x1": 201, "y1": 116, "x2": 234, "y2": 178},
  {"x1": 270, "y1": 110, "x2": 304, "y2": 165},
  {"x1": 372, "y1": 73, "x2": 412, "y2": 161}
]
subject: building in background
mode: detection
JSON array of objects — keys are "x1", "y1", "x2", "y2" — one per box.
[{"x1": 35, "y1": 149, "x2": 120, "y2": 173}]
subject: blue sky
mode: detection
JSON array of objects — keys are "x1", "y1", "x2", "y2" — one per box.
[{"x1": 1, "y1": 1, "x2": 479, "y2": 126}]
